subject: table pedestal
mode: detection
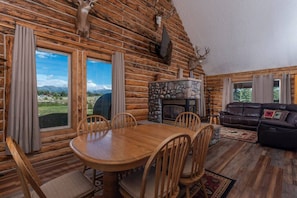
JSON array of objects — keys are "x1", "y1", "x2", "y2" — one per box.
[{"x1": 103, "y1": 172, "x2": 120, "y2": 198}]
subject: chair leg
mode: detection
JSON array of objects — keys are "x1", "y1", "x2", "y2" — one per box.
[
  {"x1": 93, "y1": 169, "x2": 96, "y2": 185},
  {"x1": 200, "y1": 179, "x2": 208, "y2": 198},
  {"x1": 185, "y1": 186, "x2": 191, "y2": 198}
]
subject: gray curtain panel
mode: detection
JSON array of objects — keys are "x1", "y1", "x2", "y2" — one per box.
[
  {"x1": 280, "y1": 73, "x2": 291, "y2": 104},
  {"x1": 7, "y1": 25, "x2": 41, "y2": 153},
  {"x1": 222, "y1": 77, "x2": 232, "y2": 110},
  {"x1": 252, "y1": 74, "x2": 274, "y2": 103},
  {"x1": 198, "y1": 75, "x2": 206, "y2": 117},
  {"x1": 111, "y1": 52, "x2": 125, "y2": 118}
]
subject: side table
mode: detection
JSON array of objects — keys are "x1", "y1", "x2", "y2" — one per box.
[{"x1": 209, "y1": 114, "x2": 220, "y2": 125}]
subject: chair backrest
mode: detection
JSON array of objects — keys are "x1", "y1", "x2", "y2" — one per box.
[
  {"x1": 6, "y1": 137, "x2": 46, "y2": 198},
  {"x1": 140, "y1": 133, "x2": 191, "y2": 198},
  {"x1": 174, "y1": 112, "x2": 201, "y2": 131},
  {"x1": 187, "y1": 124, "x2": 214, "y2": 179},
  {"x1": 77, "y1": 115, "x2": 110, "y2": 136},
  {"x1": 111, "y1": 112, "x2": 137, "y2": 129}
]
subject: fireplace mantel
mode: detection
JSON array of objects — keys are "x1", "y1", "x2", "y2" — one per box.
[{"x1": 148, "y1": 78, "x2": 201, "y2": 123}]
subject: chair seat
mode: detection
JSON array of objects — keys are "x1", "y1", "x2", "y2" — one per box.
[
  {"x1": 181, "y1": 155, "x2": 194, "y2": 177},
  {"x1": 119, "y1": 168, "x2": 174, "y2": 198},
  {"x1": 31, "y1": 170, "x2": 95, "y2": 198}
]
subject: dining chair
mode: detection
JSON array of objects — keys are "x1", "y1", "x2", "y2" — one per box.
[
  {"x1": 6, "y1": 136, "x2": 95, "y2": 198},
  {"x1": 119, "y1": 133, "x2": 191, "y2": 198},
  {"x1": 175, "y1": 112, "x2": 201, "y2": 132},
  {"x1": 77, "y1": 115, "x2": 110, "y2": 184},
  {"x1": 179, "y1": 124, "x2": 214, "y2": 198},
  {"x1": 111, "y1": 112, "x2": 137, "y2": 129},
  {"x1": 77, "y1": 114, "x2": 110, "y2": 136}
]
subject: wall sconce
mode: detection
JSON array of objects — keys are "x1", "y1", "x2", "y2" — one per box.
[{"x1": 155, "y1": 15, "x2": 162, "y2": 28}]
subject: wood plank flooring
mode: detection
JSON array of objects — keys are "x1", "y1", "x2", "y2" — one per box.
[{"x1": 0, "y1": 137, "x2": 296, "y2": 198}]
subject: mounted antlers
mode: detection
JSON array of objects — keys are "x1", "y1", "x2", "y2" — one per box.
[
  {"x1": 68, "y1": 0, "x2": 98, "y2": 38},
  {"x1": 188, "y1": 46, "x2": 210, "y2": 71},
  {"x1": 195, "y1": 46, "x2": 210, "y2": 61}
]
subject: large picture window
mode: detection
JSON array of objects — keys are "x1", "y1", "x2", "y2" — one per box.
[
  {"x1": 36, "y1": 48, "x2": 71, "y2": 130},
  {"x1": 233, "y1": 79, "x2": 280, "y2": 103},
  {"x1": 86, "y1": 58, "x2": 112, "y2": 120}
]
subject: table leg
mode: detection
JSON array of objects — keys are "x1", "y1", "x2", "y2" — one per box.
[{"x1": 103, "y1": 172, "x2": 120, "y2": 198}]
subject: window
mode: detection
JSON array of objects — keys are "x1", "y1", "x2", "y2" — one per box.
[
  {"x1": 233, "y1": 82, "x2": 252, "y2": 102},
  {"x1": 233, "y1": 80, "x2": 281, "y2": 103},
  {"x1": 36, "y1": 48, "x2": 71, "y2": 130},
  {"x1": 273, "y1": 79, "x2": 280, "y2": 103},
  {"x1": 86, "y1": 58, "x2": 112, "y2": 119}
]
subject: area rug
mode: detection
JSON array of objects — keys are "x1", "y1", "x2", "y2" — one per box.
[
  {"x1": 179, "y1": 170, "x2": 235, "y2": 198},
  {"x1": 93, "y1": 169, "x2": 235, "y2": 198},
  {"x1": 220, "y1": 126, "x2": 258, "y2": 143}
]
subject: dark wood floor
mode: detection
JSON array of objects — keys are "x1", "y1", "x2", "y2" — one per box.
[
  {"x1": 206, "y1": 138, "x2": 297, "y2": 198},
  {"x1": 0, "y1": 137, "x2": 296, "y2": 198}
]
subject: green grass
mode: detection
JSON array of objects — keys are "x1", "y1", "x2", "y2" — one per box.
[
  {"x1": 38, "y1": 104, "x2": 68, "y2": 116},
  {"x1": 38, "y1": 105, "x2": 93, "y2": 116}
]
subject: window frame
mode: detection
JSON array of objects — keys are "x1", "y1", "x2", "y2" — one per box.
[
  {"x1": 82, "y1": 51, "x2": 112, "y2": 121},
  {"x1": 232, "y1": 81, "x2": 253, "y2": 102},
  {"x1": 273, "y1": 79, "x2": 280, "y2": 103},
  {"x1": 36, "y1": 47, "x2": 72, "y2": 132},
  {"x1": 86, "y1": 57, "x2": 112, "y2": 119},
  {"x1": 36, "y1": 41, "x2": 77, "y2": 134}
]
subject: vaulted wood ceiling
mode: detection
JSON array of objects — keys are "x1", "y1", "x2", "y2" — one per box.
[{"x1": 173, "y1": 0, "x2": 297, "y2": 75}]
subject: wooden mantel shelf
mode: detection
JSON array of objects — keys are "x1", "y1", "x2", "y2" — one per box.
[{"x1": 150, "y1": 77, "x2": 201, "y2": 83}]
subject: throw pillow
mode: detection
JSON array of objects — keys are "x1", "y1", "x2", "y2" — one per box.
[
  {"x1": 273, "y1": 110, "x2": 289, "y2": 121},
  {"x1": 262, "y1": 109, "x2": 275, "y2": 119}
]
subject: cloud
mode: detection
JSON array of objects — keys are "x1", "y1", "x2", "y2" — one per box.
[
  {"x1": 87, "y1": 80, "x2": 111, "y2": 90},
  {"x1": 37, "y1": 74, "x2": 68, "y2": 87},
  {"x1": 36, "y1": 51, "x2": 57, "y2": 59},
  {"x1": 37, "y1": 75, "x2": 111, "y2": 90}
]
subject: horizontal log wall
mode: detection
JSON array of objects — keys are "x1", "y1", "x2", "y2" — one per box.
[
  {"x1": 0, "y1": 0, "x2": 204, "y2": 171},
  {"x1": 206, "y1": 66, "x2": 297, "y2": 116}
]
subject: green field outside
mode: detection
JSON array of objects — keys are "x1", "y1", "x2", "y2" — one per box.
[
  {"x1": 38, "y1": 96, "x2": 99, "y2": 116},
  {"x1": 38, "y1": 105, "x2": 68, "y2": 116}
]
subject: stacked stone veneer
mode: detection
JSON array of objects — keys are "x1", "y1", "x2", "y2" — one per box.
[{"x1": 148, "y1": 78, "x2": 201, "y2": 123}]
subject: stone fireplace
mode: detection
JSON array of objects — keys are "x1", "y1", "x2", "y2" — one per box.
[{"x1": 148, "y1": 78, "x2": 201, "y2": 123}]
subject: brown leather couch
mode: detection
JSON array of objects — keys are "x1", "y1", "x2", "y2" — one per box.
[
  {"x1": 220, "y1": 102, "x2": 297, "y2": 150},
  {"x1": 219, "y1": 102, "x2": 262, "y2": 130}
]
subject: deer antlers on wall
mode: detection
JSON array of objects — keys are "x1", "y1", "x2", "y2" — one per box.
[
  {"x1": 68, "y1": 0, "x2": 98, "y2": 38},
  {"x1": 189, "y1": 46, "x2": 210, "y2": 71}
]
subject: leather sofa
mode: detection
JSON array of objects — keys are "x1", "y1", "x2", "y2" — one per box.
[
  {"x1": 220, "y1": 102, "x2": 297, "y2": 150},
  {"x1": 219, "y1": 102, "x2": 262, "y2": 130}
]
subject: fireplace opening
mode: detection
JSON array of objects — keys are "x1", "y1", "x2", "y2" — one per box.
[{"x1": 162, "y1": 99, "x2": 198, "y2": 125}]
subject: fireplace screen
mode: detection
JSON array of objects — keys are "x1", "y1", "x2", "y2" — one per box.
[
  {"x1": 162, "y1": 99, "x2": 198, "y2": 123},
  {"x1": 163, "y1": 105, "x2": 185, "y2": 121}
]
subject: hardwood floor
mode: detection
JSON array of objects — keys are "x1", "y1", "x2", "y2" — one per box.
[
  {"x1": 205, "y1": 138, "x2": 297, "y2": 198},
  {"x1": 0, "y1": 137, "x2": 296, "y2": 198}
]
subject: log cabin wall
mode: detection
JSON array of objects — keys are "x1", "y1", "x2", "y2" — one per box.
[
  {"x1": 0, "y1": 0, "x2": 204, "y2": 171},
  {"x1": 205, "y1": 66, "x2": 297, "y2": 116}
]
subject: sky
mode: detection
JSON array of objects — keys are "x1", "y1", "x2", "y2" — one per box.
[{"x1": 36, "y1": 49, "x2": 112, "y2": 91}]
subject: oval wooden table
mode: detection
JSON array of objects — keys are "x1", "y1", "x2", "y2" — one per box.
[{"x1": 69, "y1": 123, "x2": 194, "y2": 198}]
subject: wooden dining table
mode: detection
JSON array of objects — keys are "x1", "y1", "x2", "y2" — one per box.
[{"x1": 69, "y1": 123, "x2": 194, "y2": 198}]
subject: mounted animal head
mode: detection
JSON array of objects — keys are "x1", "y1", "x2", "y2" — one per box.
[
  {"x1": 68, "y1": 0, "x2": 98, "y2": 38},
  {"x1": 188, "y1": 47, "x2": 210, "y2": 71}
]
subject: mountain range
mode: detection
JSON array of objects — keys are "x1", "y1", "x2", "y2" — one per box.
[{"x1": 37, "y1": 86, "x2": 111, "y2": 94}]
